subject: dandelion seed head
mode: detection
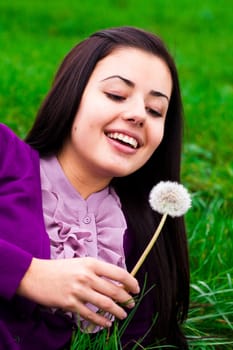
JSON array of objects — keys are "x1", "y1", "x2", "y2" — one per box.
[{"x1": 149, "y1": 181, "x2": 192, "y2": 217}]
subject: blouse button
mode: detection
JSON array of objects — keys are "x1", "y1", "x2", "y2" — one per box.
[{"x1": 83, "y1": 216, "x2": 91, "y2": 224}]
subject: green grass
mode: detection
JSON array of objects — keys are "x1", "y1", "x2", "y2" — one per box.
[
  {"x1": 0, "y1": 0, "x2": 232, "y2": 348},
  {"x1": 184, "y1": 196, "x2": 233, "y2": 349}
]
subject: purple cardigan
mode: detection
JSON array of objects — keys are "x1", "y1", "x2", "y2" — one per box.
[
  {"x1": 0, "y1": 124, "x2": 74, "y2": 349},
  {"x1": 0, "y1": 124, "x2": 155, "y2": 350}
]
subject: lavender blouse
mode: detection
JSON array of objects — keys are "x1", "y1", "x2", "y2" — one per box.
[
  {"x1": 40, "y1": 155, "x2": 128, "y2": 330},
  {"x1": 40, "y1": 155, "x2": 127, "y2": 269}
]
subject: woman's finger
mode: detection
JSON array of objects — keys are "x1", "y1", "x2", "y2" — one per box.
[{"x1": 86, "y1": 258, "x2": 140, "y2": 294}]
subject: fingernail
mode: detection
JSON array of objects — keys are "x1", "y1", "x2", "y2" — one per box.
[
  {"x1": 121, "y1": 311, "x2": 128, "y2": 319},
  {"x1": 128, "y1": 300, "x2": 135, "y2": 308},
  {"x1": 105, "y1": 320, "x2": 112, "y2": 327}
]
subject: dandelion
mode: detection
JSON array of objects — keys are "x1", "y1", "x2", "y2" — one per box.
[
  {"x1": 82, "y1": 181, "x2": 191, "y2": 335},
  {"x1": 131, "y1": 181, "x2": 191, "y2": 276},
  {"x1": 148, "y1": 181, "x2": 191, "y2": 217}
]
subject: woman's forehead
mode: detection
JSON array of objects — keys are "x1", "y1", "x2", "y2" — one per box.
[{"x1": 90, "y1": 47, "x2": 172, "y2": 98}]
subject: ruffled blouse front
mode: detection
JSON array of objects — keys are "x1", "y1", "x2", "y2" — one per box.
[{"x1": 40, "y1": 155, "x2": 127, "y2": 270}]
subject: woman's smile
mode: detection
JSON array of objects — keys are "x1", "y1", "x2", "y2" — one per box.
[{"x1": 105, "y1": 131, "x2": 139, "y2": 149}]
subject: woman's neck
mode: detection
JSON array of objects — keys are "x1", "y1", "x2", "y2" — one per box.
[{"x1": 57, "y1": 151, "x2": 111, "y2": 200}]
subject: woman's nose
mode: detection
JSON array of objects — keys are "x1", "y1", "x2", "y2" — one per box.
[
  {"x1": 122, "y1": 100, "x2": 146, "y2": 127},
  {"x1": 126, "y1": 116, "x2": 144, "y2": 128}
]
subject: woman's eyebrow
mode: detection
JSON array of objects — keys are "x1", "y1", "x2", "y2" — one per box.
[
  {"x1": 101, "y1": 75, "x2": 170, "y2": 102},
  {"x1": 150, "y1": 90, "x2": 169, "y2": 102},
  {"x1": 101, "y1": 75, "x2": 134, "y2": 87}
]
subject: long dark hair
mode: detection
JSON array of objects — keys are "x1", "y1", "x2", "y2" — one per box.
[{"x1": 26, "y1": 26, "x2": 189, "y2": 347}]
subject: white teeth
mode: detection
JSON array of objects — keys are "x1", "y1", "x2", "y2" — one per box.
[{"x1": 107, "y1": 132, "x2": 138, "y2": 149}]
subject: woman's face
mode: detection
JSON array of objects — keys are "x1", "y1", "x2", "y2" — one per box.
[{"x1": 62, "y1": 47, "x2": 172, "y2": 185}]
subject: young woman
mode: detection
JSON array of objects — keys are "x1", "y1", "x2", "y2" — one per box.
[{"x1": 0, "y1": 26, "x2": 189, "y2": 349}]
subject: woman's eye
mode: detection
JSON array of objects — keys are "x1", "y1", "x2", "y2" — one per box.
[
  {"x1": 105, "y1": 93, "x2": 125, "y2": 101},
  {"x1": 146, "y1": 107, "x2": 162, "y2": 117}
]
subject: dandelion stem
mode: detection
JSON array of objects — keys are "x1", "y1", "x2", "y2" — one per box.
[
  {"x1": 130, "y1": 213, "x2": 168, "y2": 277},
  {"x1": 82, "y1": 213, "x2": 168, "y2": 334}
]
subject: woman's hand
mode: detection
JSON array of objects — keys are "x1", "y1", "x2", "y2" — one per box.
[{"x1": 16, "y1": 257, "x2": 140, "y2": 328}]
